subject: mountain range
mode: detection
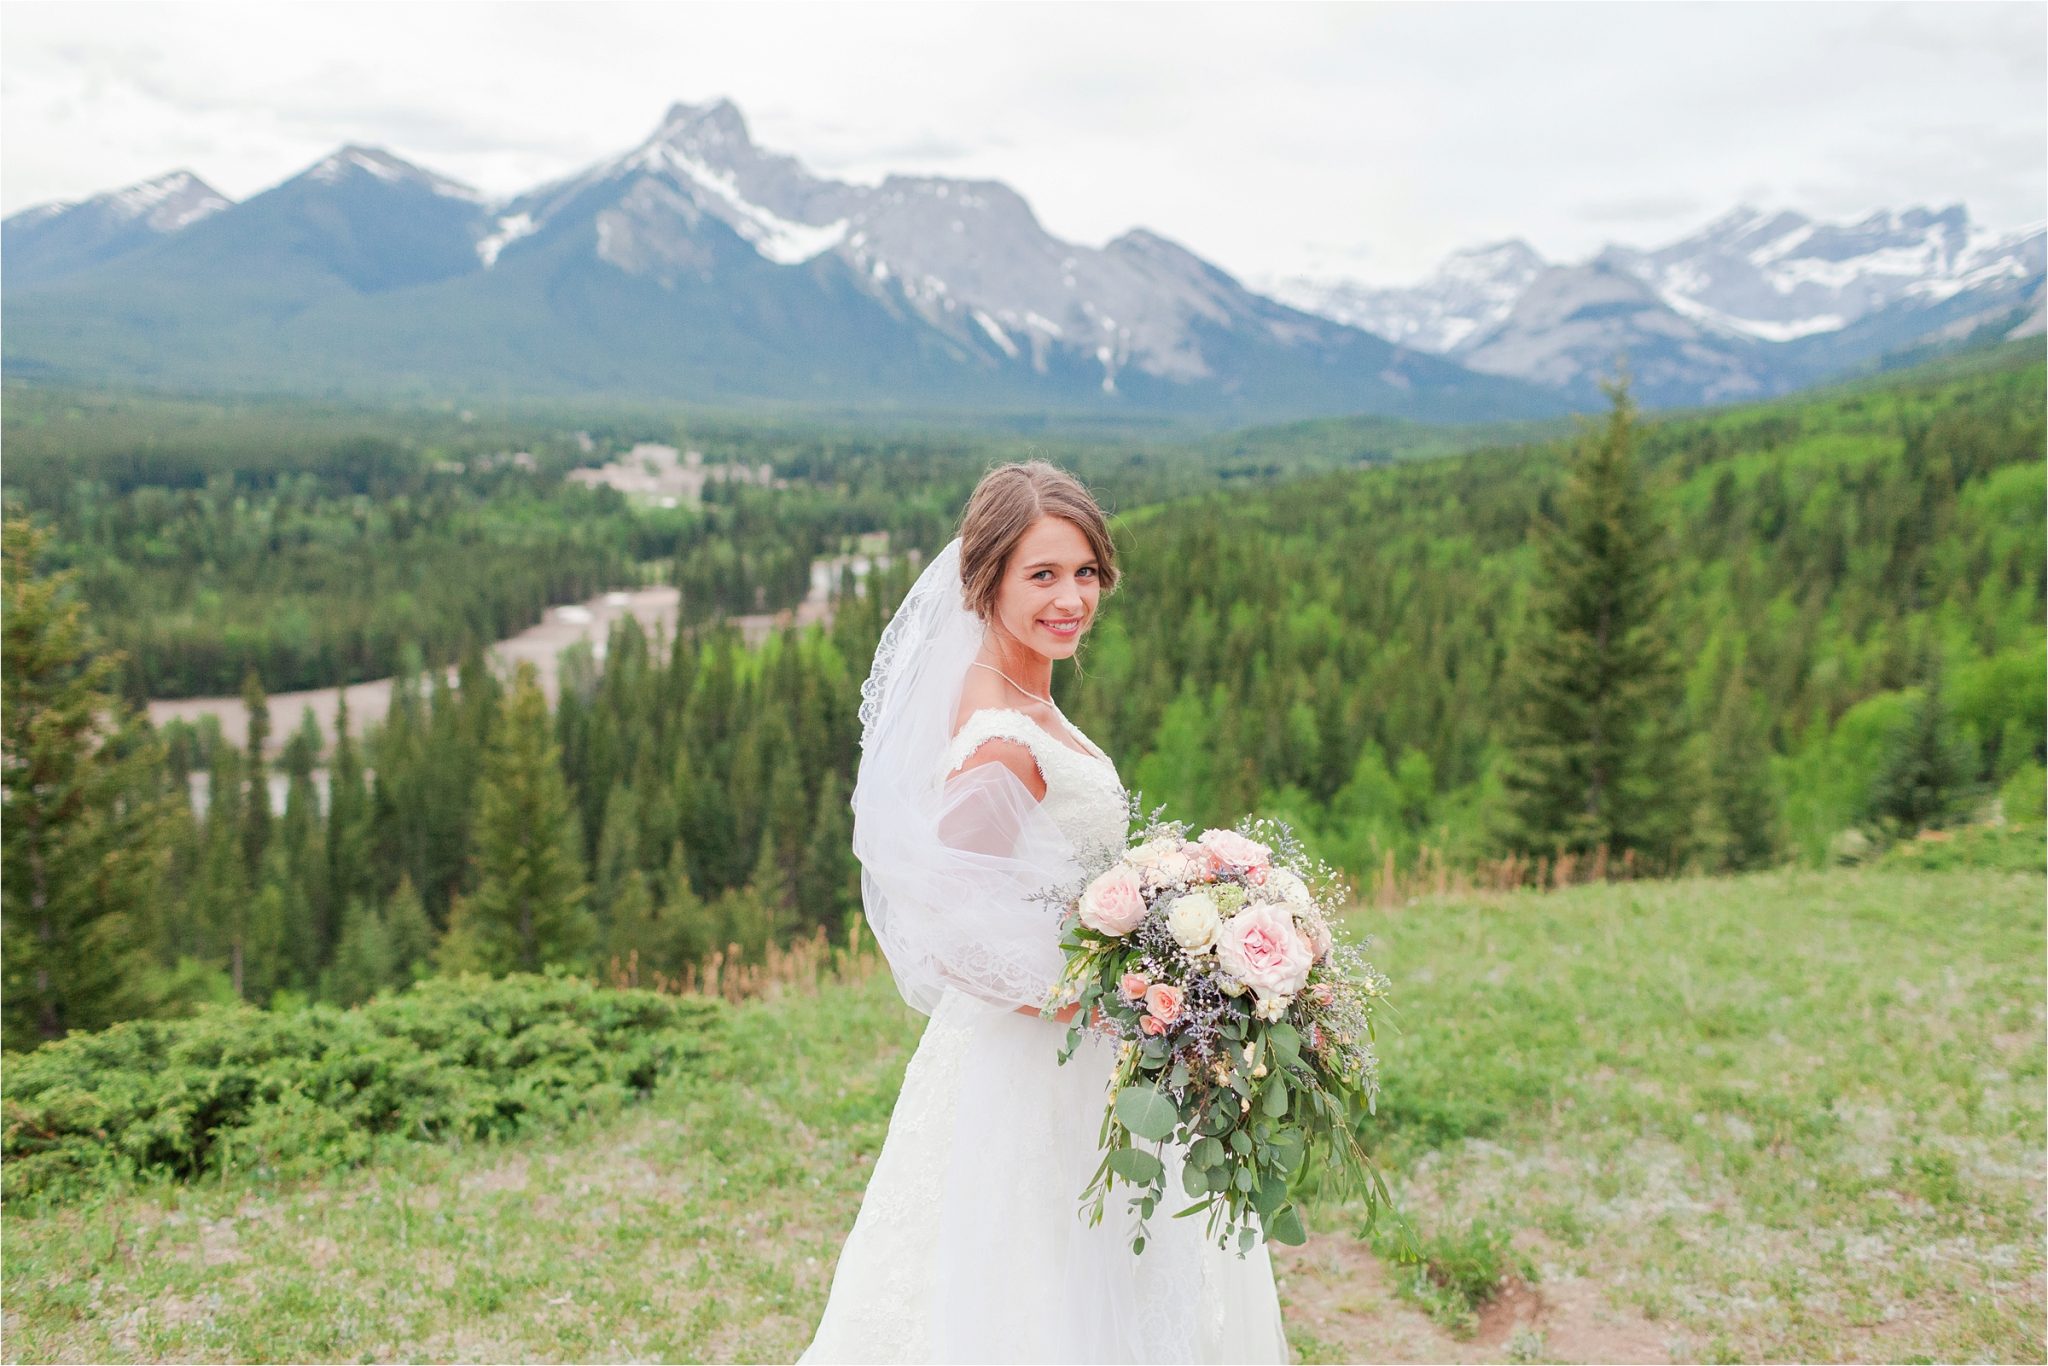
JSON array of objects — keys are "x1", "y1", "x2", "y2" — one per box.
[
  {"x1": 5, "y1": 96, "x2": 2040, "y2": 424},
  {"x1": 1257, "y1": 205, "x2": 2043, "y2": 407}
]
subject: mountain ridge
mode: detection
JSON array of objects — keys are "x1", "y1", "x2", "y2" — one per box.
[{"x1": 6, "y1": 97, "x2": 2035, "y2": 419}]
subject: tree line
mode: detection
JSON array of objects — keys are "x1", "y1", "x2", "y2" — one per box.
[{"x1": 3, "y1": 352, "x2": 2039, "y2": 1051}]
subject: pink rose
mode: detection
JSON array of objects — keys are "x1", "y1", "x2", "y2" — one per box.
[
  {"x1": 1139, "y1": 1013, "x2": 1168, "y2": 1036},
  {"x1": 1120, "y1": 971, "x2": 1152, "y2": 1002},
  {"x1": 1144, "y1": 982, "x2": 1184, "y2": 1024},
  {"x1": 1079, "y1": 864, "x2": 1146, "y2": 936},
  {"x1": 1199, "y1": 829, "x2": 1273, "y2": 882},
  {"x1": 1310, "y1": 982, "x2": 1335, "y2": 1007},
  {"x1": 1214, "y1": 904, "x2": 1314, "y2": 1000}
]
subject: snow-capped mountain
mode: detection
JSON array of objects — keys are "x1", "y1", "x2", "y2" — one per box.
[
  {"x1": 1, "y1": 97, "x2": 1565, "y2": 424},
  {"x1": 5, "y1": 98, "x2": 2034, "y2": 418},
  {"x1": 1262, "y1": 205, "x2": 2044, "y2": 404},
  {"x1": 1260, "y1": 239, "x2": 1547, "y2": 354},
  {"x1": 2, "y1": 169, "x2": 231, "y2": 289},
  {"x1": 470, "y1": 98, "x2": 1516, "y2": 403},
  {"x1": 1599, "y1": 204, "x2": 2045, "y2": 343}
]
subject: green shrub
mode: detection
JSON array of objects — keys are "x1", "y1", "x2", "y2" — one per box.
[
  {"x1": 1, "y1": 967, "x2": 727, "y2": 1206},
  {"x1": 1872, "y1": 820, "x2": 2046, "y2": 874},
  {"x1": 1367, "y1": 1212, "x2": 1535, "y2": 1338}
]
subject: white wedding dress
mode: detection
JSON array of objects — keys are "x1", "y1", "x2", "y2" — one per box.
[{"x1": 798, "y1": 705, "x2": 1291, "y2": 1364}]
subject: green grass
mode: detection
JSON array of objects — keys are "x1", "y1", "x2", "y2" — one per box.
[{"x1": 4, "y1": 859, "x2": 2041, "y2": 1363}]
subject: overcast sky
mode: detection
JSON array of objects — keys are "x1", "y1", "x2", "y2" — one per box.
[{"x1": 3, "y1": 0, "x2": 2042, "y2": 287}]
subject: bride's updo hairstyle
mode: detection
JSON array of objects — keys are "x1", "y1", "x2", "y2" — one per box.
[{"x1": 956, "y1": 460, "x2": 1120, "y2": 625}]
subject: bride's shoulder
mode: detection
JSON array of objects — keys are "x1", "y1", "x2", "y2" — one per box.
[{"x1": 946, "y1": 682, "x2": 1052, "y2": 797}]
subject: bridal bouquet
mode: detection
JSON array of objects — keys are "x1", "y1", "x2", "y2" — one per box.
[{"x1": 1037, "y1": 805, "x2": 1398, "y2": 1258}]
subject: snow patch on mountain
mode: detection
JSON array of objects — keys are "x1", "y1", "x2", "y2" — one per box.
[
  {"x1": 305, "y1": 145, "x2": 488, "y2": 203},
  {"x1": 477, "y1": 212, "x2": 537, "y2": 268}
]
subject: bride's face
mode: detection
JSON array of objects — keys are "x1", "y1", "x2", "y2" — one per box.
[{"x1": 991, "y1": 515, "x2": 1101, "y2": 660}]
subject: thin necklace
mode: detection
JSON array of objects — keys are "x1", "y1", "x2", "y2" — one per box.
[{"x1": 970, "y1": 660, "x2": 1054, "y2": 707}]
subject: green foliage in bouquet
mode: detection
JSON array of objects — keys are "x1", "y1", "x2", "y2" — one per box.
[
  {"x1": 1037, "y1": 799, "x2": 1413, "y2": 1259},
  {"x1": 1, "y1": 966, "x2": 726, "y2": 1206}
]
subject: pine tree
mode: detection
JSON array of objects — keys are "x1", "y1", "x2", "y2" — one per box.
[
  {"x1": 326, "y1": 691, "x2": 370, "y2": 957},
  {"x1": 798, "y1": 770, "x2": 856, "y2": 935},
  {"x1": 1695, "y1": 662, "x2": 1781, "y2": 872},
  {"x1": 763, "y1": 748, "x2": 809, "y2": 890},
  {"x1": 323, "y1": 898, "x2": 396, "y2": 1006},
  {"x1": 240, "y1": 666, "x2": 271, "y2": 884},
  {"x1": 746, "y1": 823, "x2": 793, "y2": 949},
  {"x1": 1491, "y1": 369, "x2": 1696, "y2": 873},
  {"x1": 278, "y1": 708, "x2": 327, "y2": 988},
  {"x1": 1, "y1": 517, "x2": 175, "y2": 1048},
  {"x1": 383, "y1": 873, "x2": 436, "y2": 987},
  {"x1": 1864, "y1": 649, "x2": 1978, "y2": 837},
  {"x1": 593, "y1": 782, "x2": 643, "y2": 914},
  {"x1": 446, "y1": 660, "x2": 594, "y2": 974}
]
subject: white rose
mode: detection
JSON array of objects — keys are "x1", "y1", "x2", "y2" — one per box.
[
  {"x1": 1165, "y1": 891, "x2": 1222, "y2": 954},
  {"x1": 1262, "y1": 867, "x2": 1314, "y2": 913},
  {"x1": 1124, "y1": 837, "x2": 1204, "y2": 889},
  {"x1": 1123, "y1": 838, "x2": 1183, "y2": 870}
]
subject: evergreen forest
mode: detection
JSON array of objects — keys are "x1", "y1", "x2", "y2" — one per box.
[{"x1": 3, "y1": 344, "x2": 2041, "y2": 1053}]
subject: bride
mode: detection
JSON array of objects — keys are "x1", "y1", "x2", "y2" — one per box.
[{"x1": 798, "y1": 462, "x2": 1291, "y2": 1364}]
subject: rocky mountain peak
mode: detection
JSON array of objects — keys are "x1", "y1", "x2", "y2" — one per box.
[{"x1": 301, "y1": 144, "x2": 486, "y2": 202}]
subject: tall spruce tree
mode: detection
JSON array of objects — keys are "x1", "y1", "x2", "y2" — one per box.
[
  {"x1": 326, "y1": 691, "x2": 370, "y2": 956},
  {"x1": 1864, "y1": 647, "x2": 1978, "y2": 837},
  {"x1": 240, "y1": 667, "x2": 271, "y2": 884},
  {"x1": 443, "y1": 661, "x2": 594, "y2": 974},
  {"x1": 1, "y1": 517, "x2": 175, "y2": 1048},
  {"x1": 1491, "y1": 369, "x2": 1697, "y2": 873},
  {"x1": 1696, "y1": 659, "x2": 1781, "y2": 872}
]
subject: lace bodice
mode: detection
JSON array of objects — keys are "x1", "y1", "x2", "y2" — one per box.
[{"x1": 942, "y1": 706, "x2": 1129, "y2": 856}]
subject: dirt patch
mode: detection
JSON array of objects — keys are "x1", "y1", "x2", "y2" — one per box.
[
  {"x1": 458, "y1": 1153, "x2": 530, "y2": 1196},
  {"x1": 1272, "y1": 1232, "x2": 1682, "y2": 1363}
]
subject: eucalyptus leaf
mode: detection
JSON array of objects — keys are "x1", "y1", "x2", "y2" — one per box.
[
  {"x1": 1268, "y1": 1021, "x2": 1301, "y2": 1066},
  {"x1": 1114, "y1": 1085, "x2": 1180, "y2": 1142},
  {"x1": 1267, "y1": 1203, "x2": 1308, "y2": 1245},
  {"x1": 1109, "y1": 1147, "x2": 1164, "y2": 1185},
  {"x1": 1253, "y1": 1173, "x2": 1289, "y2": 1218}
]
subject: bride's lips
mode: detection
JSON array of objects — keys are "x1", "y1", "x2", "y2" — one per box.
[{"x1": 1039, "y1": 616, "x2": 1084, "y2": 636}]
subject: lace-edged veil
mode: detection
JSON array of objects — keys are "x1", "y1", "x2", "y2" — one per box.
[{"x1": 852, "y1": 536, "x2": 1086, "y2": 1023}]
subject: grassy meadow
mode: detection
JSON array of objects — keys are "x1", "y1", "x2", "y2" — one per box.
[{"x1": 4, "y1": 845, "x2": 2041, "y2": 1364}]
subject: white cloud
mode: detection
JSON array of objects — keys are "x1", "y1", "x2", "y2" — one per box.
[{"x1": 1, "y1": 0, "x2": 2040, "y2": 287}]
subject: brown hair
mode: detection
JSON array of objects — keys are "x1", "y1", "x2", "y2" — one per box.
[{"x1": 957, "y1": 459, "x2": 1119, "y2": 623}]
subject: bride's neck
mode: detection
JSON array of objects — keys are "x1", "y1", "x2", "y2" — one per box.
[{"x1": 975, "y1": 635, "x2": 1054, "y2": 701}]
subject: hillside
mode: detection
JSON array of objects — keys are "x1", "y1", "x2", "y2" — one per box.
[{"x1": 4, "y1": 856, "x2": 2039, "y2": 1362}]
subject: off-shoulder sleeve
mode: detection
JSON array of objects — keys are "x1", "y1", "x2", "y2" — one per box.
[{"x1": 942, "y1": 708, "x2": 1054, "y2": 784}]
